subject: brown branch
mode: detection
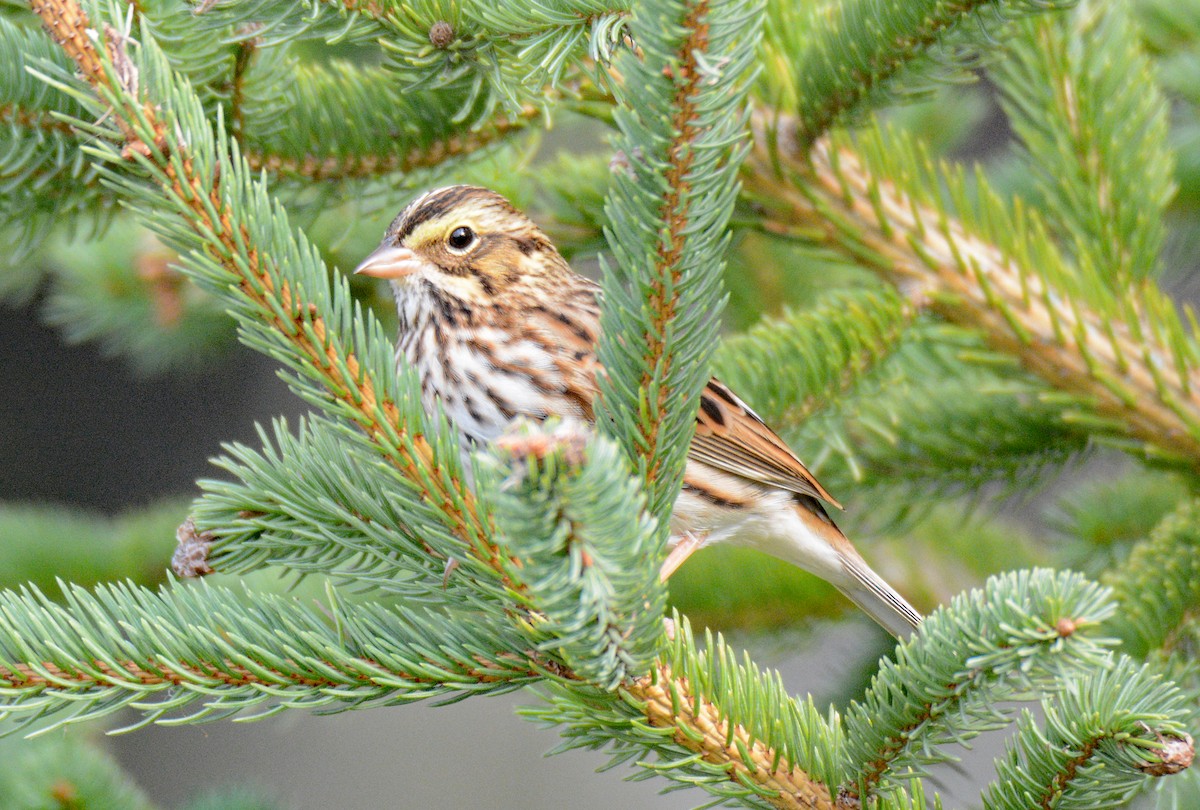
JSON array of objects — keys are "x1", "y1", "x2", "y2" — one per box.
[
  {"x1": 1039, "y1": 735, "x2": 1100, "y2": 809},
  {"x1": 0, "y1": 103, "x2": 76, "y2": 134},
  {"x1": 242, "y1": 112, "x2": 535, "y2": 182},
  {"x1": 0, "y1": 652, "x2": 549, "y2": 691},
  {"x1": 635, "y1": 0, "x2": 708, "y2": 488},
  {"x1": 1035, "y1": 727, "x2": 1194, "y2": 805},
  {"x1": 743, "y1": 111, "x2": 1200, "y2": 474},
  {"x1": 29, "y1": 0, "x2": 105, "y2": 86},
  {"x1": 626, "y1": 664, "x2": 852, "y2": 810}
]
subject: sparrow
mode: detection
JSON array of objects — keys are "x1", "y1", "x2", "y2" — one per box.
[{"x1": 355, "y1": 184, "x2": 922, "y2": 637}]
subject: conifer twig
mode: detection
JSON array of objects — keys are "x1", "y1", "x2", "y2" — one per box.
[
  {"x1": 595, "y1": 0, "x2": 758, "y2": 520},
  {"x1": 241, "y1": 110, "x2": 536, "y2": 181},
  {"x1": 744, "y1": 112, "x2": 1200, "y2": 472},
  {"x1": 626, "y1": 664, "x2": 851, "y2": 810},
  {"x1": 624, "y1": 0, "x2": 709, "y2": 491}
]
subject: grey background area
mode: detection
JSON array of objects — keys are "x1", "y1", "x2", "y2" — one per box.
[{"x1": 1, "y1": 293, "x2": 1008, "y2": 807}]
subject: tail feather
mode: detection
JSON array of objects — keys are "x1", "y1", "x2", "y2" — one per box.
[{"x1": 837, "y1": 556, "x2": 923, "y2": 638}]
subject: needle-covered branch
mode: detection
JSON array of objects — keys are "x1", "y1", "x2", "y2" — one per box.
[
  {"x1": 236, "y1": 57, "x2": 541, "y2": 184},
  {"x1": 188, "y1": 0, "x2": 628, "y2": 118},
  {"x1": 994, "y1": 5, "x2": 1173, "y2": 282},
  {"x1": 486, "y1": 423, "x2": 667, "y2": 690},
  {"x1": 744, "y1": 119, "x2": 1200, "y2": 473},
  {"x1": 192, "y1": 416, "x2": 495, "y2": 601},
  {"x1": 983, "y1": 659, "x2": 1194, "y2": 809},
  {"x1": 761, "y1": 0, "x2": 1078, "y2": 151},
  {"x1": 844, "y1": 570, "x2": 1116, "y2": 802},
  {"x1": 0, "y1": 16, "x2": 110, "y2": 266},
  {"x1": 379, "y1": 0, "x2": 628, "y2": 114},
  {"x1": 595, "y1": 0, "x2": 762, "y2": 521},
  {"x1": 530, "y1": 614, "x2": 854, "y2": 810},
  {"x1": 0, "y1": 580, "x2": 550, "y2": 733},
  {"x1": 1103, "y1": 498, "x2": 1200, "y2": 659}
]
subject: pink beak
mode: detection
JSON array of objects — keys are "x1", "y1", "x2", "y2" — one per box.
[{"x1": 353, "y1": 244, "x2": 425, "y2": 279}]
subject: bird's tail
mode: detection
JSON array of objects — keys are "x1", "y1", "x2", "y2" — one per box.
[{"x1": 836, "y1": 554, "x2": 923, "y2": 638}]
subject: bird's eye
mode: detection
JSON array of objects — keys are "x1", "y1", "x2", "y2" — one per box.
[{"x1": 447, "y1": 226, "x2": 476, "y2": 252}]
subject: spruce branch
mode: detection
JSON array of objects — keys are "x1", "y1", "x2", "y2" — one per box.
[
  {"x1": 844, "y1": 569, "x2": 1116, "y2": 802},
  {"x1": 190, "y1": 416, "x2": 491, "y2": 599},
  {"x1": 376, "y1": 0, "x2": 628, "y2": 117},
  {"x1": 235, "y1": 57, "x2": 543, "y2": 183},
  {"x1": 29, "y1": 0, "x2": 501, "y2": 575},
  {"x1": 0, "y1": 16, "x2": 110, "y2": 264},
  {"x1": 743, "y1": 117, "x2": 1200, "y2": 472},
  {"x1": 0, "y1": 580, "x2": 552, "y2": 733},
  {"x1": 766, "y1": 0, "x2": 1077, "y2": 151},
  {"x1": 622, "y1": 665, "x2": 845, "y2": 809},
  {"x1": 995, "y1": 4, "x2": 1173, "y2": 282},
  {"x1": 983, "y1": 659, "x2": 1195, "y2": 809},
  {"x1": 242, "y1": 102, "x2": 536, "y2": 182},
  {"x1": 1103, "y1": 498, "x2": 1200, "y2": 659},
  {"x1": 532, "y1": 614, "x2": 853, "y2": 810},
  {"x1": 487, "y1": 422, "x2": 667, "y2": 690},
  {"x1": 595, "y1": 0, "x2": 762, "y2": 520},
  {"x1": 191, "y1": 0, "x2": 628, "y2": 117}
]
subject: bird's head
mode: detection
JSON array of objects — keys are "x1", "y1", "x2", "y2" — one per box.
[{"x1": 355, "y1": 185, "x2": 570, "y2": 306}]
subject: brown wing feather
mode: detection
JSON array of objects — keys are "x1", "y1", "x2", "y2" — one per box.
[
  {"x1": 691, "y1": 379, "x2": 842, "y2": 509},
  {"x1": 537, "y1": 283, "x2": 838, "y2": 509}
]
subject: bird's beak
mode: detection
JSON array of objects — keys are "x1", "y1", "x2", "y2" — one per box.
[{"x1": 353, "y1": 244, "x2": 425, "y2": 279}]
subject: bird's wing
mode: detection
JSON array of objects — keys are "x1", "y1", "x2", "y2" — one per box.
[
  {"x1": 538, "y1": 286, "x2": 837, "y2": 508},
  {"x1": 689, "y1": 378, "x2": 842, "y2": 509}
]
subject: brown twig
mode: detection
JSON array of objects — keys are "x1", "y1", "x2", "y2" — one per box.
[
  {"x1": 242, "y1": 113, "x2": 535, "y2": 181},
  {"x1": 626, "y1": 664, "x2": 853, "y2": 810},
  {"x1": 632, "y1": 0, "x2": 709, "y2": 490},
  {"x1": 0, "y1": 653, "x2": 546, "y2": 691}
]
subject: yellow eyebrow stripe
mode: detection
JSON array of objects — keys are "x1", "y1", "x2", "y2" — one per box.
[{"x1": 405, "y1": 219, "x2": 449, "y2": 248}]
